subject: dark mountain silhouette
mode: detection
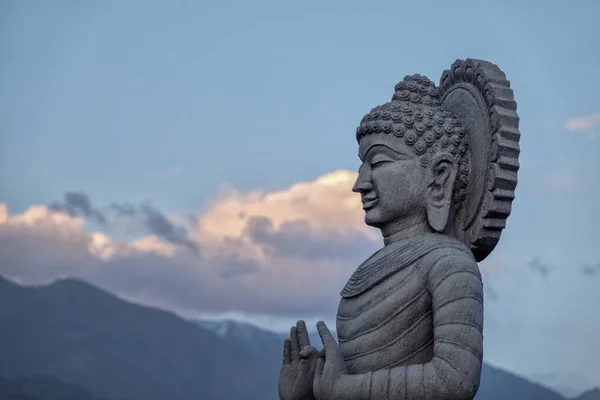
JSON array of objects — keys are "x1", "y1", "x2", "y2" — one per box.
[
  {"x1": 196, "y1": 319, "x2": 581, "y2": 400},
  {"x1": 0, "y1": 276, "x2": 279, "y2": 400},
  {"x1": 573, "y1": 388, "x2": 600, "y2": 400},
  {"x1": 477, "y1": 364, "x2": 565, "y2": 400},
  {"x1": 0, "y1": 275, "x2": 597, "y2": 400},
  {"x1": 0, "y1": 375, "x2": 113, "y2": 400}
]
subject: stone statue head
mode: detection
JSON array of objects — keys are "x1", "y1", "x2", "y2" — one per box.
[{"x1": 352, "y1": 74, "x2": 470, "y2": 241}]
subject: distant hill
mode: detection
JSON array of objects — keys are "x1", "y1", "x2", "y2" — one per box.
[
  {"x1": 477, "y1": 364, "x2": 565, "y2": 400},
  {"x1": 0, "y1": 375, "x2": 112, "y2": 400},
  {"x1": 0, "y1": 276, "x2": 279, "y2": 400},
  {"x1": 195, "y1": 319, "x2": 579, "y2": 400},
  {"x1": 0, "y1": 275, "x2": 597, "y2": 400},
  {"x1": 573, "y1": 388, "x2": 600, "y2": 400}
]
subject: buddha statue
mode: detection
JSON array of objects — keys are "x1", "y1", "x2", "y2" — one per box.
[{"x1": 278, "y1": 59, "x2": 520, "y2": 400}]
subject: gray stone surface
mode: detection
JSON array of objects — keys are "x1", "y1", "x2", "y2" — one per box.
[{"x1": 278, "y1": 59, "x2": 520, "y2": 400}]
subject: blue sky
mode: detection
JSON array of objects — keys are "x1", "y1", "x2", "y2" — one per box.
[
  {"x1": 1, "y1": 0, "x2": 600, "y2": 396},
  {"x1": 2, "y1": 0, "x2": 599, "y2": 212}
]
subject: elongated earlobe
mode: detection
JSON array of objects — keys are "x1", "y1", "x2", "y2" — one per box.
[
  {"x1": 427, "y1": 203, "x2": 449, "y2": 232},
  {"x1": 425, "y1": 154, "x2": 457, "y2": 233}
]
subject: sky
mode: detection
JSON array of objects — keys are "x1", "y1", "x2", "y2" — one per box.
[{"x1": 1, "y1": 0, "x2": 600, "y2": 396}]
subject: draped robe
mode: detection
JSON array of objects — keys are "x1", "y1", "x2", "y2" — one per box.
[{"x1": 336, "y1": 233, "x2": 484, "y2": 399}]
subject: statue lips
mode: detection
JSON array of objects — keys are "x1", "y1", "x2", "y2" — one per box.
[{"x1": 362, "y1": 196, "x2": 379, "y2": 210}]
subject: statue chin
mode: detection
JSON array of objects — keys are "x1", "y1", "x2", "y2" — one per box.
[
  {"x1": 363, "y1": 208, "x2": 385, "y2": 228},
  {"x1": 364, "y1": 206, "x2": 417, "y2": 232}
]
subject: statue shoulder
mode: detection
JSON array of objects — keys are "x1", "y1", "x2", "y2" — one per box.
[{"x1": 420, "y1": 241, "x2": 482, "y2": 292}]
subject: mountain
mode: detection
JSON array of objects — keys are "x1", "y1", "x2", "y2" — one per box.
[
  {"x1": 476, "y1": 364, "x2": 565, "y2": 400},
  {"x1": 192, "y1": 318, "x2": 326, "y2": 355},
  {"x1": 193, "y1": 319, "x2": 284, "y2": 355},
  {"x1": 0, "y1": 275, "x2": 595, "y2": 400},
  {"x1": 0, "y1": 375, "x2": 113, "y2": 400},
  {"x1": 0, "y1": 276, "x2": 279, "y2": 400},
  {"x1": 194, "y1": 319, "x2": 570, "y2": 400},
  {"x1": 573, "y1": 388, "x2": 600, "y2": 400}
]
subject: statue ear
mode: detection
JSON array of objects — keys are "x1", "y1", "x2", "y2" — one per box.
[{"x1": 425, "y1": 154, "x2": 458, "y2": 232}]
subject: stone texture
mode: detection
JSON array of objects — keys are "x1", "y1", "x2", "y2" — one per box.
[{"x1": 278, "y1": 58, "x2": 520, "y2": 400}]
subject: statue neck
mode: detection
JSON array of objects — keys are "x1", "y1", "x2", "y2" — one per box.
[{"x1": 381, "y1": 213, "x2": 431, "y2": 246}]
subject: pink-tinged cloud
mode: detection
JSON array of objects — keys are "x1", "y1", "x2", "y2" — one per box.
[
  {"x1": 0, "y1": 170, "x2": 379, "y2": 318},
  {"x1": 196, "y1": 170, "x2": 374, "y2": 242},
  {"x1": 565, "y1": 112, "x2": 600, "y2": 139}
]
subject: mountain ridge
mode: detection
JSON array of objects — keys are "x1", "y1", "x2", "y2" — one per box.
[
  {"x1": 194, "y1": 318, "x2": 594, "y2": 400},
  {"x1": 0, "y1": 275, "x2": 278, "y2": 400},
  {"x1": 1, "y1": 275, "x2": 597, "y2": 400}
]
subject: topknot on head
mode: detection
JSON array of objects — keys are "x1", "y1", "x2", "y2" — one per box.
[{"x1": 392, "y1": 74, "x2": 440, "y2": 107}]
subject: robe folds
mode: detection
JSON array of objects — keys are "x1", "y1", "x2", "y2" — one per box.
[{"x1": 337, "y1": 233, "x2": 484, "y2": 399}]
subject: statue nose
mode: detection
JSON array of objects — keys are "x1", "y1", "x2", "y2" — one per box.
[{"x1": 352, "y1": 177, "x2": 373, "y2": 193}]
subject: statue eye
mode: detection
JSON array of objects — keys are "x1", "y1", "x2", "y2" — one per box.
[{"x1": 370, "y1": 155, "x2": 393, "y2": 168}]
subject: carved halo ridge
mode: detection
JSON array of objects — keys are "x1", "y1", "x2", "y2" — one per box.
[{"x1": 438, "y1": 58, "x2": 520, "y2": 262}]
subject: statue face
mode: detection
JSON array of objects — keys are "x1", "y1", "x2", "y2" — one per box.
[{"x1": 353, "y1": 134, "x2": 427, "y2": 230}]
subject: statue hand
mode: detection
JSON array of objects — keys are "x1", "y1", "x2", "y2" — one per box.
[
  {"x1": 313, "y1": 321, "x2": 348, "y2": 400},
  {"x1": 278, "y1": 321, "x2": 320, "y2": 400}
]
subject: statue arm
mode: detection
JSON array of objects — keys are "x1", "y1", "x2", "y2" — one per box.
[{"x1": 335, "y1": 252, "x2": 484, "y2": 400}]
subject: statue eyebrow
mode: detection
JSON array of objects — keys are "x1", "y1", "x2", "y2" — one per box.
[{"x1": 363, "y1": 144, "x2": 410, "y2": 162}]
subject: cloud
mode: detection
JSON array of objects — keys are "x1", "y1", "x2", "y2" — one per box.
[
  {"x1": 49, "y1": 192, "x2": 107, "y2": 225},
  {"x1": 483, "y1": 283, "x2": 500, "y2": 302},
  {"x1": 0, "y1": 170, "x2": 376, "y2": 317},
  {"x1": 528, "y1": 256, "x2": 553, "y2": 281},
  {"x1": 49, "y1": 193, "x2": 200, "y2": 257},
  {"x1": 243, "y1": 216, "x2": 376, "y2": 261},
  {"x1": 581, "y1": 263, "x2": 600, "y2": 276},
  {"x1": 124, "y1": 203, "x2": 200, "y2": 257},
  {"x1": 565, "y1": 112, "x2": 600, "y2": 140},
  {"x1": 194, "y1": 170, "x2": 373, "y2": 244}
]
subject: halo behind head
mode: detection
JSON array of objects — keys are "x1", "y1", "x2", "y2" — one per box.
[{"x1": 438, "y1": 59, "x2": 520, "y2": 261}]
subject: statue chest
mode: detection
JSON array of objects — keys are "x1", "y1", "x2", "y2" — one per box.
[{"x1": 336, "y1": 259, "x2": 435, "y2": 374}]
